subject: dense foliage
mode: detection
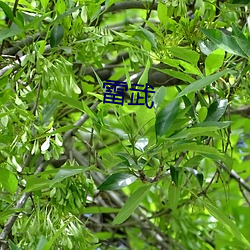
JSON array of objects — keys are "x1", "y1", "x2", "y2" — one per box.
[{"x1": 1, "y1": 0, "x2": 250, "y2": 249}]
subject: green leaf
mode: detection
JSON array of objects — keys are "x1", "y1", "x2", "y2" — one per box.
[
  {"x1": 0, "y1": 1, "x2": 14, "y2": 21},
  {"x1": 41, "y1": 101, "x2": 60, "y2": 125},
  {"x1": 24, "y1": 177, "x2": 51, "y2": 192},
  {"x1": 199, "y1": 39, "x2": 218, "y2": 55},
  {"x1": 51, "y1": 166, "x2": 86, "y2": 186},
  {"x1": 170, "y1": 143, "x2": 228, "y2": 164},
  {"x1": 232, "y1": 0, "x2": 250, "y2": 4},
  {"x1": 170, "y1": 126, "x2": 220, "y2": 139},
  {"x1": 80, "y1": 206, "x2": 120, "y2": 214},
  {"x1": 179, "y1": 61, "x2": 203, "y2": 76},
  {"x1": 50, "y1": 24, "x2": 64, "y2": 47},
  {"x1": 137, "y1": 59, "x2": 151, "y2": 86},
  {"x1": 156, "y1": 67, "x2": 195, "y2": 83},
  {"x1": 155, "y1": 98, "x2": 179, "y2": 137},
  {"x1": 112, "y1": 185, "x2": 151, "y2": 224},
  {"x1": 205, "y1": 49, "x2": 225, "y2": 75},
  {"x1": 0, "y1": 209, "x2": 23, "y2": 223},
  {"x1": 36, "y1": 235, "x2": 48, "y2": 250},
  {"x1": 205, "y1": 99, "x2": 228, "y2": 122},
  {"x1": 234, "y1": 36, "x2": 250, "y2": 58},
  {"x1": 53, "y1": 92, "x2": 85, "y2": 112},
  {"x1": 0, "y1": 168, "x2": 18, "y2": 194},
  {"x1": 157, "y1": 1, "x2": 168, "y2": 24},
  {"x1": 168, "y1": 47, "x2": 200, "y2": 65},
  {"x1": 183, "y1": 155, "x2": 204, "y2": 168},
  {"x1": 0, "y1": 25, "x2": 23, "y2": 42},
  {"x1": 40, "y1": 0, "x2": 49, "y2": 9},
  {"x1": 231, "y1": 24, "x2": 246, "y2": 40},
  {"x1": 8, "y1": 241, "x2": 22, "y2": 250},
  {"x1": 229, "y1": 25, "x2": 250, "y2": 58},
  {"x1": 138, "y1": 27, "x2": 157, "y2": 49},
  {"x1": 25, "y1": 12, "x2": 52, "y2": 30},
  {"x1": 170, "y1": 166, "x2": 181, "y2": 186},
  {"x1": 176, "y1": 70, "x2": 231, "y2": 98},
  {"x1": 200, "y1": 28, "x2": 247, "y2": 58},
  {"x1": 198, "y1": 106, "x2": 208, "y2": 122},
  {"x1": 179, "y1": 92, "x2": 196, "y2": 119},
  {"x1": 98, "y1": 172, "x2": 137, "y2": 191},
  {"x1": 34, "y1": 125, "x2": 78, "y2": 140},
  {"x1": 168, "y1": 182, "x2": 180, "y2": 210},
  {"x1": 42, "y1": 223, "x2": 69, "y2": 250},
  {"x1": 152, "y1": 86, "x2": 166, "y2": 111},
  {"x1": 203, "y1": 201, "x2": 250, "y2": 248},
  {"x1": 193, "y1": 121, "x2": 231, "y2": 129},
  {"x1": 185, "y1": 167, "x2": 204, "y2": 187},
  {"x1": 53, "y1": 5, "x2": 83, "y2": 24}
]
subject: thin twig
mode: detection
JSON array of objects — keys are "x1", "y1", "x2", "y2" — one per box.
[
  {"x1": 141, "y1": 0, "x2": 156, "y2": 28},
  {"x1": 239, "y1": 184, "x2": 250, "y2": 206},
  {"x1": 2, "y1": 32, "x2": 46, "y2": 56},
  {"x1": 32, "y1": 80, "x2": 42, "y2": 115}
]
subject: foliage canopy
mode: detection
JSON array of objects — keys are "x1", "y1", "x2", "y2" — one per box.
[{"x1": 1, "y1": 0, "x2": 250, "y2": 249}]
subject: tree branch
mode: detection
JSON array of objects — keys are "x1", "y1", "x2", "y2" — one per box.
[
  {"x1": 0, "y1": 45, "x2": 51, "y2": 78},
  {"x1": 63, "y1": 102, "x2": 99, "y2": 141},
  {"x1": 0, "y1": 161, "x2": 49, "y2": 242},
  {"x1": 219, "y1": 163, "x2": 250, "y2": 193},
  {"x1": 2, "y1": 32, "x2": 46, "y2": 56}
]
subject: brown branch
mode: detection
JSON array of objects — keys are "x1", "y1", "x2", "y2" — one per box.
[
  {"x1": 141, "y1": 0, "x2": 156, "y2": 28},
  {"x1": 0, "y1": 45, "x2": 51, "y2": 78},
  {"x1": 230, "y1": 106, "x2": 250, "y2": 118},
  {"x1": 2, "y1": 32, "x2": 46, "y2": 56}
]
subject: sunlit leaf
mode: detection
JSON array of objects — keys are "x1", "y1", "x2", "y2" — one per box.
[
  {"x1": 205, "y1": 49, "x2": 225, "y2": 75},
  {"x1": 168, "y1": 182, "x2": 180, "y2": 210},
  {"x1": 98, "y1": 172, "x2": 137, "y2": 190},
  {"x1": 0, "y1": 168, "x2": 18, "y2": 194},
  {"x1": 157, "y1": 1, "x2": 168, "y2": 24},
  {"x1": 168, "y1": 47, "x2": 200, "y2": 65},
  {"x1": 200, "y1": 28, "x2": 247, "y2": 58},
  {"x1": 205, "y1": 99, "x2": 228, "y2": 122}
]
